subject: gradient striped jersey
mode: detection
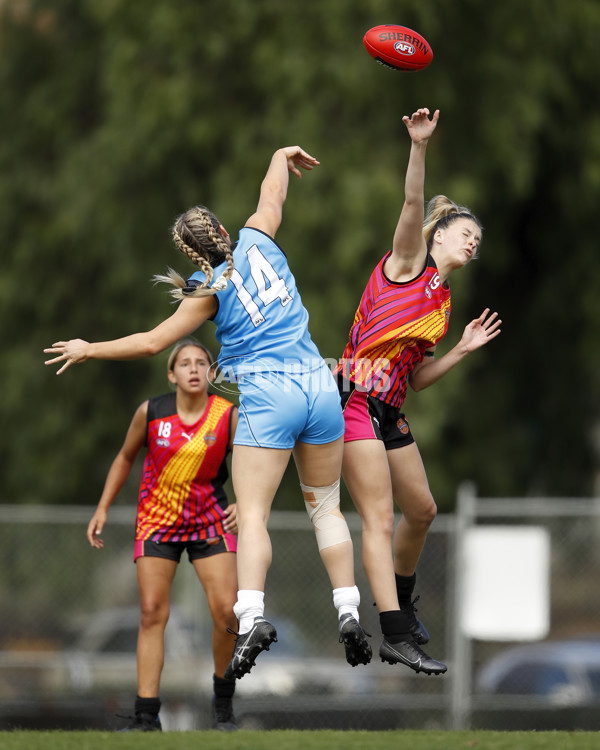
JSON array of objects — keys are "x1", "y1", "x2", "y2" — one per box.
[
  {"x1": 336, "y1": 252, "x2": 451, "y2": 408},
  {"x1": 135, "y1": 392, "x2": 235, "y2": 543}
]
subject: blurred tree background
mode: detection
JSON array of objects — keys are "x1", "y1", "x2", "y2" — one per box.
[{"x1": 0, "y1": 0, "x2": 598, "y2": 512}]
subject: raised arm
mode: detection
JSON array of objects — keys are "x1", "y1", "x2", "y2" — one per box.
[
  {"x1": 44, "y1": 294, "x2": 217, "y2": 375},
  {"x1": 245, "y1": 146, "x2": 320, "y2": 238},
  {"x1": 386, "y1": 108, "x2": 439, "y2": 278}
]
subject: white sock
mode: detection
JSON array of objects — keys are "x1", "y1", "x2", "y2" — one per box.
[
  {"x1": 333, "y1": 585, "x2": 360, "y2": 622},
  {"x1": 233, "y1": 589, "x2": 265, "y2": 634}
]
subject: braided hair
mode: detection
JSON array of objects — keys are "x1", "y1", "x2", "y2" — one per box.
[
  {"x1": 154, "y1": 206, "x2": 235, "y2": 301},
  {"x1": 423, "y1": 195, "x2": 482, "y2": 256}
]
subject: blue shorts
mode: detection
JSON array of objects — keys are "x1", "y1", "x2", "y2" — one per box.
[{"x1": 234, "y1": 363, "x2": 345, "y2": 449}]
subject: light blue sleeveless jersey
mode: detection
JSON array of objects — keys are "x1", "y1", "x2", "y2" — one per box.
[{"x1": 188, "y1": 227, "x2": 323, "y2": 380}]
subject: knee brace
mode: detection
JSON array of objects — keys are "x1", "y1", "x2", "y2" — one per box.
[{"x1": 301, "y1": 479, "x2": 352, "y2": 551}]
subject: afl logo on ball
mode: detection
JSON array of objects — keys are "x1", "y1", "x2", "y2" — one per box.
[
  {"x1": 396, "y1": 417, "x2": 410, "y2": 435},
  {"x1": 204, "y1": 430, "x2": 217, "y2": 446},
  {"x1": 394, "y1": 41, "x2": 415, "y2": 56},
  {"x1": 425, "y1": 286, "x2": 432, "y2": 299}
]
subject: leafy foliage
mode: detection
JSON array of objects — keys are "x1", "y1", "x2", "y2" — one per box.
[{"x1": 1, "y1": 0, "x2": 599, "y2": 509}]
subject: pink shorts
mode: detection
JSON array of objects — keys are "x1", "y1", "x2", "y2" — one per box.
[
  {"x1": 338, "y1": 376, "x2": 414, "y2": 450},
  {"x1": 342, "y1": 387, "x2": 379, "y2": 442}
]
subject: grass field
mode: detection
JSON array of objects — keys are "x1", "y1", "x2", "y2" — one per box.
[{"x1": 1, "y1": 730, "x2": 599, "y2": 750}]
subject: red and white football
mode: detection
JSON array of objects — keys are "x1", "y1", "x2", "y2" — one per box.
[{"x1": 363, "y1": 24, "x2": 433, "y2": 72}]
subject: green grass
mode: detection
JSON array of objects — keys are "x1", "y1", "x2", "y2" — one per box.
[{"x1": 1, "y1": 731, "x2": 599, "y2": 750}]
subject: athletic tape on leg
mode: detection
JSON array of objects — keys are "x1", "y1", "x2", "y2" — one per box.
[{"x1": 301, "y1": 479, "x2": 351, "y2": 551}]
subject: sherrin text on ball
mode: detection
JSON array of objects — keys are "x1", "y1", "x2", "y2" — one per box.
[{"x1": 363, "y1": 24, "x2": 433, "y2": 72}]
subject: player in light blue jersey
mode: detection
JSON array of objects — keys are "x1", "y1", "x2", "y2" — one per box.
[
  {"x1": 188, "y1": 225, "x2": 324, "y2": 376},
  {"x1": 45, "y1": 146, "x2": 372, "y2": 681}
]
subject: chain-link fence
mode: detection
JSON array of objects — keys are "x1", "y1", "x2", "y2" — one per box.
[{"x1": 1, "y1": 488, "x2": 599, "y2": 731}]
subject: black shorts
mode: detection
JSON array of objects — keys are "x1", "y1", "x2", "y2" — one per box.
[
  {"x1": 134, "y1": 535, "x2": 236, "y2": 563},
  {"x1": 338, "y1": 375, "x2": 415, "y2": 451}
]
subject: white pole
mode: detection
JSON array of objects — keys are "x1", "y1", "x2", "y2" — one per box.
[{"x1": 448, "y1": 481, "x2": 477, "y2": 730}]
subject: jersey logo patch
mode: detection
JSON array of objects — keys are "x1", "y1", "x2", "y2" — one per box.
[{"x1": 204, "y1": 430, "x2": 217, "y2": 446}]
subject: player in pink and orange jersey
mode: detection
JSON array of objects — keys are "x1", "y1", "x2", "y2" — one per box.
[
  {"x1": 335, "y1": 108, "x2": 501, "y2": 675},
  {"x1": 87, "y1": 338, "x2": 238, "y2": 731}
]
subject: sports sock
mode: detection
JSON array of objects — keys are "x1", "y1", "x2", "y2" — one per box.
[
  {"x1": 379, "y1": 610, "x2": 412, "y2": 644},
  {"x1": 135, "y1": 695, "x2": 161, "y2": 718},
  {"x1": 213, "y1": 673, "x2": 236, "y2": 698},
  {"x1": 233, "y1": 589, "x2": 265, "y2": 634},
  {"x1": 333, "y1": 585, "x2": 360, "y2": 621},
  {"x1": 395, "y1": 572, "x2": 416, "y2": 606}
]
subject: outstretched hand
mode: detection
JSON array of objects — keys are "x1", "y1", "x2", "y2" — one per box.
[
  {"x1": 460, "y1": 309, "x2": 502, "y2": 353},
  {"x1": 402, "y1": 107, "x2": 440, "y2": 144},
  {"x1": 44, "y1": 339, "x2": 90, "y2": 374},
  {"x1": 280, "y1": 146, "x2": 320, "y2": 179}
]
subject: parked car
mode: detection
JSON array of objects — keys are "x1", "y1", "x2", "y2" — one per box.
[
  {"x1": 56, "y1": 605, "x2": 212, "y2": 694},
  {"x1": 476, "y1": 637, "x2": 600, "y2": 706},
  {"x1": 51, "y1": 606, "x2": 373, "y2": 698}
]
